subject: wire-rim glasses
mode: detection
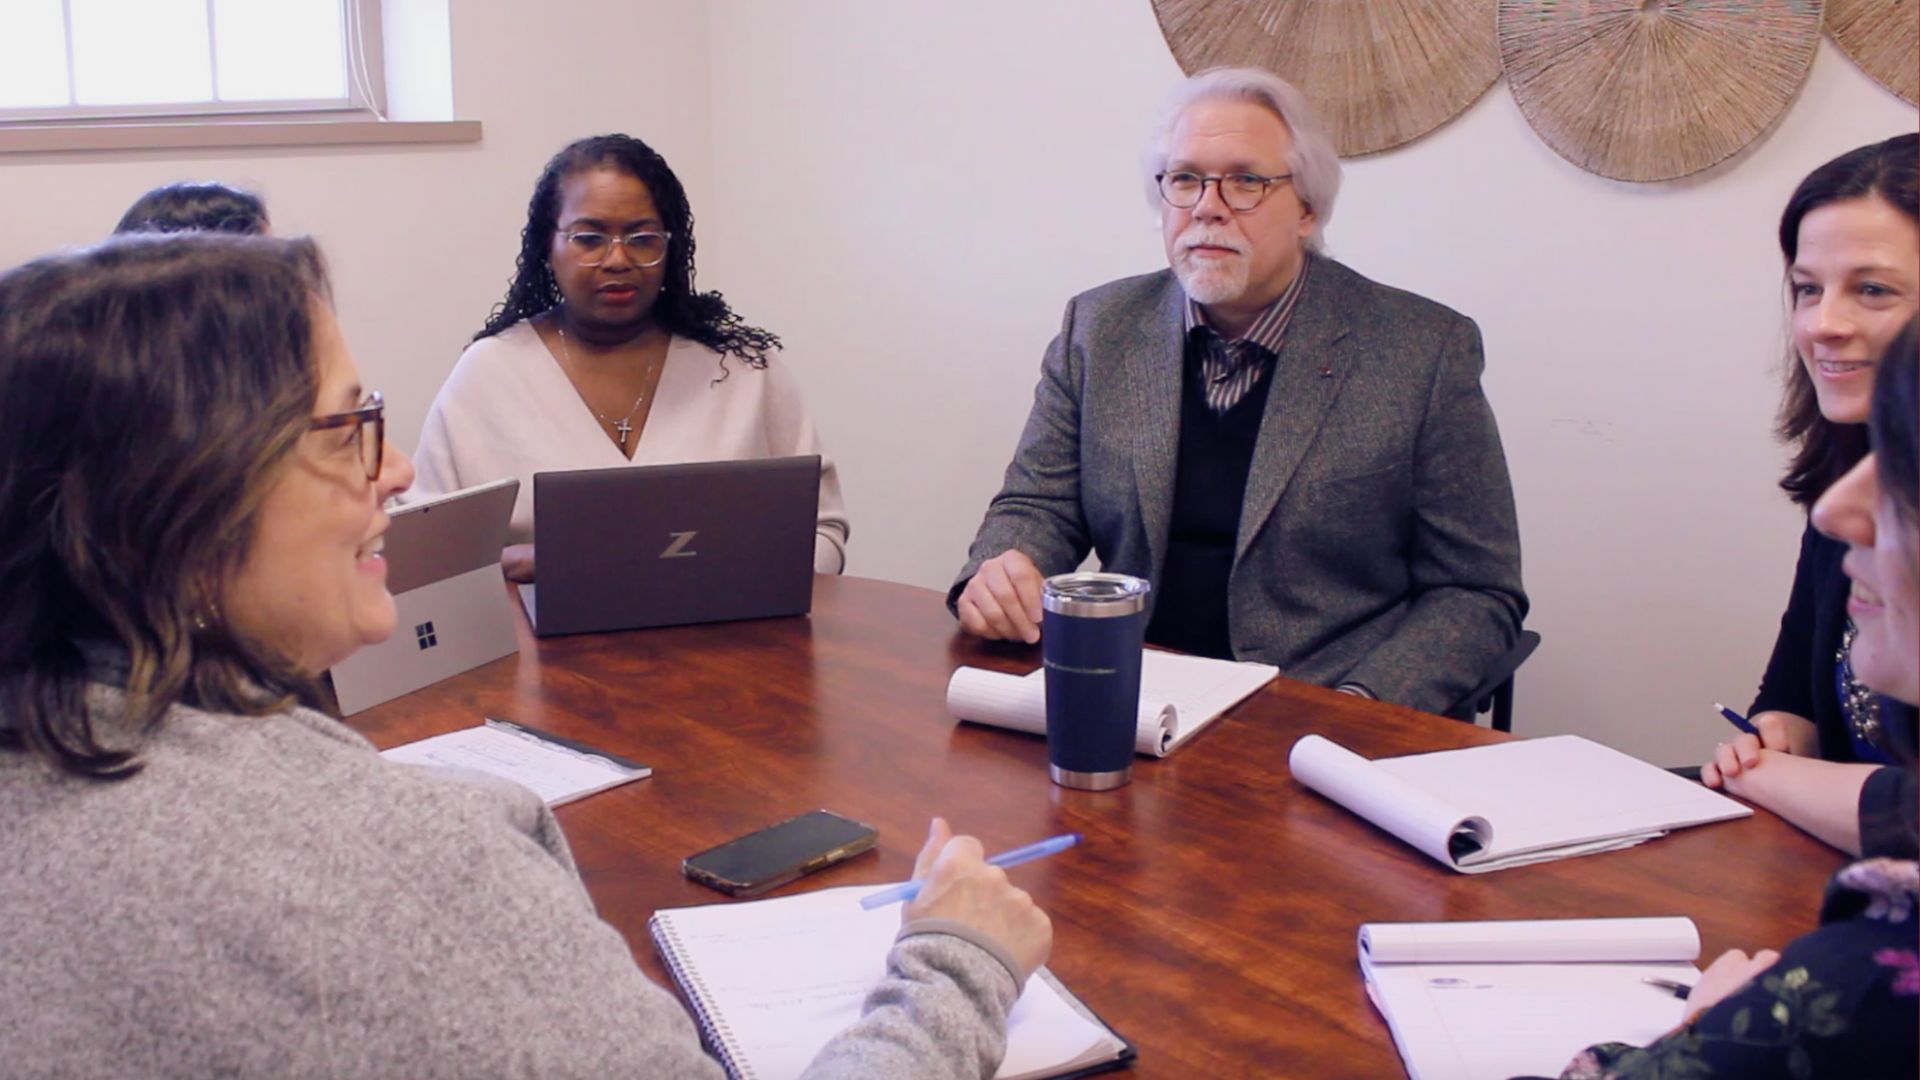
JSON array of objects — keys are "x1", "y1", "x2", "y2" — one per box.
[
  {"x1": 558, "y1": 229, "x2": 673, "y2": 268},
  {"x1": 1156, "y1": 171, "x2": 1294, "y2": 213},
  {"x1": 309, "y1": 390, "x2": 385, "y2": 481}
]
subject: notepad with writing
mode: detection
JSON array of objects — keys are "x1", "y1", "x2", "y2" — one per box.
[
  {"x1": 1289, "y1": 733, "x2": 1750, "y2": 873},
  {"x1": 380, "y1": 717, "x2": 651, "y2": 806},
  {"x1": 1359, "y1": 916, "x2": 1701, "y2": 1080},
  {"x1": 947, "y1": 650, "x2": 1278, "y2": 757},
  {"x1": 649, "y1": 884, "x2": 1133, "y2": 1080}
]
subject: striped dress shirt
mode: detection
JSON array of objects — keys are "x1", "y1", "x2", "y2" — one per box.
[{"x1": 1182, "y1": 258, "x2": 1311, "y2": 414}]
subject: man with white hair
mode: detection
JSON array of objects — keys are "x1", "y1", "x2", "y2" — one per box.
[{"x1": 951, "y1": 67, "x2": 1526, "y2": 716}]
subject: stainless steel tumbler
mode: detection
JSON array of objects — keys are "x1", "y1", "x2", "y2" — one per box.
[{"x1": 1041, "y1": 572, "x2": 1150, "y2": 790}]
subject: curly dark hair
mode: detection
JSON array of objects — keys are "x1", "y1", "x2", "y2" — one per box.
[
  {"x1": 474, "y1": 134, "x2": 779, "y2": 371},
  {"x1": 1775, "y1": 133, "x2": 1918, "y2": 508}
]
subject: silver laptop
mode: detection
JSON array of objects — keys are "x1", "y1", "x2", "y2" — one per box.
[
  {"x1": 329, "y1": 478, "x2": 521, "y2": 715},
  {"x1": 519, "y1": 456, "x2": 819, "y2": 637}
]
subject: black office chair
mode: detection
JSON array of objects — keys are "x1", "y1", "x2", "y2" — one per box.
[{"x1": 1446, "y1": 630, "x2": 1541, "y2": 734}]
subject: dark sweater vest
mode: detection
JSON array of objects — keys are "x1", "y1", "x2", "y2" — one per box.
[{"x1": 1143, "y1": 355, "x2": 1274, "y2": 659}]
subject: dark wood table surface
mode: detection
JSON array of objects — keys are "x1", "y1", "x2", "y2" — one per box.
[{"x1": 347, "y1": 575, "x2": 1844, "y2": 1078}]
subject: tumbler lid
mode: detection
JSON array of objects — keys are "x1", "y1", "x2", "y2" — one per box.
[{"x1": 1042, "y1": 572, "x2": 1150, "y2": 618}]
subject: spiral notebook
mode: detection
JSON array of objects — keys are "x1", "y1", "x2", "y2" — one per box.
[{"x1": 649, "y1": 884, "x2": 1133, "y2": 1080}]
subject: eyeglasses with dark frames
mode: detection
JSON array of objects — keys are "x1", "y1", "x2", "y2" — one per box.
[
  {"x1": 558, "y1": 229, "x2": 673, "y2": 268},
  {"x1": 1156, "y1": 171, "x2": 1294, "y2": 213},
  {"x1": 309, "y1": 390, "x2": 385, "y2": 482}
]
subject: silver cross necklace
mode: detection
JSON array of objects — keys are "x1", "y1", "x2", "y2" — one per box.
[{"x1": 553, "y1": 320, "x2": 655, "y2": 452}]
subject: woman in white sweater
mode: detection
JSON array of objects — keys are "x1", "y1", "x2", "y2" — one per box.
[{"x1": 414, "y1": 133, "x2": 849, "y2": 579}]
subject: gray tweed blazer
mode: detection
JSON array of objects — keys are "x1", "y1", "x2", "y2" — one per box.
[{"x1": 952, "y1": 254, "x2": 1527, "y2": 716}]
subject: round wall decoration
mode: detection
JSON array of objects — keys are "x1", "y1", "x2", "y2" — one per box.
[
  {"x1": 1150, "y1": 0, "x2": 1501, "y2": 157},
  {"x1": 1826, "y1": 0, "x2": 1918, "y2": 105},
  {"x1": 1497, "y1": 0, "x2": 1824, "y2": 183}
]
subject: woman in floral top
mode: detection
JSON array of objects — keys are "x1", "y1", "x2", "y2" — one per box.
[{"x1": 1548, "y1": 324, "x2": 1918, "y2": 1080}]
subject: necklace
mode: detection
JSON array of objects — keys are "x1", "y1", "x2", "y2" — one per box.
[
  {"x1": 553, "y1": 320, "x2": 655, "y2": 451},
  {"x1": 1836, "y1": 618, "x2": 1886, "y2": 753}
]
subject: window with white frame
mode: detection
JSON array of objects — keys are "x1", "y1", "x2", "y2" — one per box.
[{"x1": 0, "y1": 0, "x2": 383, "y2": 123}]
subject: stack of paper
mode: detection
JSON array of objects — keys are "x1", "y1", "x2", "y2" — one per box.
[
  {"x1": 946, "y1": 650, "x2": 1278, "y2": 757},
  {"x1": 1360, "y1": 916, "x2": 1701, "y2": 1080},
  {"x1": 1290, "y1": 734, "x2": 1750, "y2": 872}
]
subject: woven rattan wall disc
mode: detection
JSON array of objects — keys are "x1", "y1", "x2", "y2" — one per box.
[
  {"x1": 1498, "y1": 1, "x2": 1823, "y2": 183},
  {"x1": 1827, "y1": 0, "x2": 1918, "y2": 104},
  {"x1": 1151, "y1": 0, "x2": 1500, "y2": 157}
]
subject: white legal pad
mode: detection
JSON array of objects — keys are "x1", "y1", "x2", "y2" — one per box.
[
  {"x1": 1289, "y1": 734, "x2": 1750, "y2": 872},
  {"x1": 1360, "y1": 916, "x2": 1701, "y2": 1080},
  {"x1": 650, "y1": 884, "x2": 1132, "y2": 1080},
  {"x1": 381, "y1": 718, "x2": 651, "y2": 807},
  {"x1": 946, "y1": 650, "x2": 1278, "y2": 757}
]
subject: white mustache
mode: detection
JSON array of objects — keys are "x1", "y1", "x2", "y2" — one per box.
[{"x1": 1179, "y1": 228, "x2": 1244, "y2": 256}]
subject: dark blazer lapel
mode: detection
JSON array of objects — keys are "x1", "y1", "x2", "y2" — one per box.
[
  {"x1": 1234, "y1": 259, "x2": 1353, "y2": 562},
  {"x1": 1126, "y1": 275, "x2": 1186, "y2": 577}
]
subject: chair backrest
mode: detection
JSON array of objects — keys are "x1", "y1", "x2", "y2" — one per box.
[{"x1": 1448, "y1": 629, "x2": 1542, "y2": 733}]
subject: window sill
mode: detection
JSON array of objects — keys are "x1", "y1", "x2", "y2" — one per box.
[{"x1": 0, "y1": 118, "x2": 480, "y2": 155}]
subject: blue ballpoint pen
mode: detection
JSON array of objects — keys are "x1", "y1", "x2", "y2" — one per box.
[
  {"x1": 1714, "y1": 702, "x2": 1760, "y2": 738},
  {"x1": 859, "y1": 833, "x2": 1082, "y2": 909}
]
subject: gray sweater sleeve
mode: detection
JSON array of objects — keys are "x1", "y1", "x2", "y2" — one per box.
[{"x1": 803, "y1": 935, "x2": 1019, "y2": 1080}]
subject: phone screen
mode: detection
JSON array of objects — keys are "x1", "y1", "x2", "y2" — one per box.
[{"x1": 683, "y1": 810, "x2": 878, "y2": 896}]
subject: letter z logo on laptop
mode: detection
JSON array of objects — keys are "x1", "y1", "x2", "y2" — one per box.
[{"x1": 660, "y1": 530, "x2": 699, "y2": 559}]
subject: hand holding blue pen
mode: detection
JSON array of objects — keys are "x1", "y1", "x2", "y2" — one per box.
[
  {"x1": 1714, "y1": 702, "x2": 1760, "y2": 738},
  {"x1": 861, "y1": 832, "x2": 1081, "y2": 909}
]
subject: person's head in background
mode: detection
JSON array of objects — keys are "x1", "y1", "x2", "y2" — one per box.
[
  {"x1": 1777, "y1": 133, "x2": 1919, "y2": 508},
  {"x1": 113, "y1": 181, "x2": 269, "y2": 236},
  {"x1": 474, "y1": 133, "x2": 776, "y2": 369},
  {"x1": 1813, "y1": 317, "x2": 1919, "y2": 733},
  {"x1": 0, "y1": 234, "x2": 410, "y2": 780}
]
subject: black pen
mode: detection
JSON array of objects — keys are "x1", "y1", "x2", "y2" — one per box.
[{"x1": 1641, "y1": 976, "x2": 1692, "y2": 1000}]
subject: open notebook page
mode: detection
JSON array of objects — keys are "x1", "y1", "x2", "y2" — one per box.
[
  {"x1": 1366, "y1": 961, "x2": 1697, "y2": 1080},
  {"x1": 1376, "y1": 736, "x2": 1750, "y2": 869},
  {"x1": 1290, "y1": 734, "x2": 1748, "y2": 873},
  {"x1": 650, "y1": 884, "x2": 1120, "y2": 1080},
  {"x1": 1360, "y1": 917, "x2": 1701, "y2": 1080}
]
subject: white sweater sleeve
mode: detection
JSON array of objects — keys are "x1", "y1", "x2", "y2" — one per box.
[{"x1": 760, "y1": 351, "x2": 850, "y2": 574}]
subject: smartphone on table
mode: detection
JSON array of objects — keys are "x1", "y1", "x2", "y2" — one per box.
[{"x1": 682, "y1": 809, "x2": 879, "y2": 897}]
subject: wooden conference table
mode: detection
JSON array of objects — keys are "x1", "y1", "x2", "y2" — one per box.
[{"x1": 348, "y1": 576, "x2": 1844, "y2": 1078}]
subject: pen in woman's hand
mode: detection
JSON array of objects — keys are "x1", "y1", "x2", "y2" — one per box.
[
  {"x1": 861, "y1": 833, "x2": 1080, "y2": 909},
  {"x1": 1642, "y1": 976, "x2": 1692, "y2": 1000}
]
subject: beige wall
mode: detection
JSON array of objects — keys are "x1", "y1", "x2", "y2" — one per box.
[{"x1": 2, "y1": 2, "x2": 1914, "y2": 766}]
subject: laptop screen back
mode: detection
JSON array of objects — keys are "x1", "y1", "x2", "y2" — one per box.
[{"x1": 530, "y1": 455, "x2": 820, "y2": 636}]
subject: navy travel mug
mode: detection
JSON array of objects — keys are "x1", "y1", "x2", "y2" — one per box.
[{"x1": 1041, "y1": 572, "x2": 1150, "y2": 790}]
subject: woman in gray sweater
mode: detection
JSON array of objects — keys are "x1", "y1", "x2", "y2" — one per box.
[{"x1": 0, "y1": 234, "x2": 1050, "y2": 1079}]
